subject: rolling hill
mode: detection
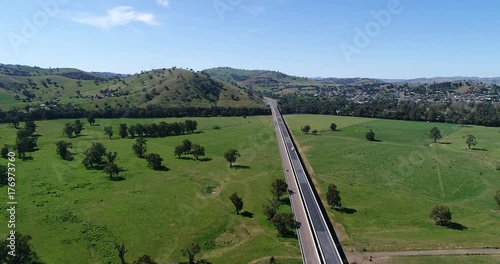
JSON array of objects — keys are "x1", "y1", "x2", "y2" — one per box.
[{"x1": 0, "y1": 65, "x2": 265, "y2": 110}]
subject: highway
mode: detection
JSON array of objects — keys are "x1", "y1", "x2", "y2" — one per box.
[{"x1": 267, "y1": 98, "x2": 345, "y2": 264}]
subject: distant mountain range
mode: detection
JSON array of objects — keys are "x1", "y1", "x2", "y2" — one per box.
[{"x1": 382, "y1": 77, "x2": 500, "y2": 84}]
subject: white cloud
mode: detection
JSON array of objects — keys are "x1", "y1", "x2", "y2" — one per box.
[
  {"x1": 156, "y1": 0, "x2": 169, "y2": 7},
  {"x1": 71, "y1": 6, "x2": 159, "y2": 29}
]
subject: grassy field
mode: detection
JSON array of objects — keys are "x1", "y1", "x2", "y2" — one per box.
[
  {"x1": 0, "y1": 116, "x2": 299, "y2": 263},
  {"x1": 284, "y1": 115, "x2": 500, "y2": 252},
  {"x1": 378, "y1": 255, "x2": 500, "y2": 264}
]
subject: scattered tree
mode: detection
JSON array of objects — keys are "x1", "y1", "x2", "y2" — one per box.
[
  {"x1": 87, "y1": 115, "x2": 96, "y2": 126},
  {"x1": 326, "y1": 184, "x2": 342, "y2": 210},
  {"x1": 429, "y1": 205, "x2": 452, "y2": 226},
  {"x1": 73, "y1": 120, "x2": 84, "y2": 136},
  {"x1": 128, "y1": 125, "x2": 136, "y2": 138},
  {"x1": 82, "y1": 142, "x2": 107, "y2": 168},
  {"x1": 132, "y1": 138, "x2": 147, "y2": 158},
  {"x1": 25, "y1": 120, "x2": 37, "y2": 135},
  {"x1": 104, "y1": 126, "x2": 114, "y2": 140},
  {"x1": 104, "y1": 163, "x2": 120, "y2": 179},
  {"x1": 182, "y1": 139, "x2": 192, "y2": 154},
  {"x1": 106, "y1": 151, "x2": 118, "y2": 164},
  {"x1": 263, "y1": 199, "x2": 279, "y2": 220},
  {"x1": 1, "y1": 145, "x2": 9, "y2": 159},
  {"x1": 191, "y1": 144, "x2": 205, "y2": 160},
  {"x1": 312, "y1": 129, "x2": 318, "y2": 135},
  {"x1": 145, "y1": 153, "x2": 163, "y2": 170},
  {"x1": 271, "y1": 179, "x2": 288, "y2": 201},
  {"x1": 0, "y1": 233, "x2": 42, "y2": 264},
  {"x1": 119, "y1": 123, "x2": 128, "y2": 138},
  {"x1": 301, "y1": 125, "x2": 311, "y2": 134},
  {"x1": 181, "y1": 243, "x2": 201, "y2": 264},
  {"x1": 366, "y1": 129, "x2": 376, "y2": 141},
  {"x1": 15, "y1": 129, "x2": 37, "y2": 160},
  {"x1": 174, "y1": 145, "x2": 184, "y2": 158},
  {"x1": 465, "y1": 134, "x2": 477, "y2": 149},
  {"x1": 185, "y1": 120, "x2": 198, "y2": 133},
  {"x1": 63, "y1": 123, "x2": 75, "y2": 138},
  {"x1": 0, "y1": 165, "x2": 7, "y2": 186},
  {"x1": 429, "y1": 127, "x2": 442, "y2": 143},
  {"x1": 330, "y1": 123, "x2": 337, "y2": 131},
  {"x1": 271, "y1": 212, "x2": 295, "y2": 236},
  {"x1": 224, "y1": 148, "x2": 240, "y2": 168},
  {"x1": 229, "y1": 192, "x2": 243, "y2": 215},
  {"x1": 55, "y1": 141, "x2": 73, "y2": 160},
  {"x1": 113, "y1": 242, "x2": 128, "y2": 264}
]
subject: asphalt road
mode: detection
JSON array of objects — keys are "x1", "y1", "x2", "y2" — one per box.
[{"x1": 267, "y1": 98, "x2": 345, "y2": 264}]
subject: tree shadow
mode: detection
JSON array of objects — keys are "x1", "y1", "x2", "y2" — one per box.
[
  {"x1": 232, "y1": 165, "x2": 251, "y2": 170},
  {"x1": 295, "y1": 221, "x2": 302, "y2": 229},
  {"x1": 199, "y1": 157, "x2": 212, "y2": 162},
  {"x1": 280, "y1": 197, "x2": 291, "y2": 206},
  {"x1": 447, "y1": 222, "x2": 467, "y2": 231},
  {"x1": 338, "y1": 207, "x2": 357, "y2": 214},
  {"x1": 288, "y1": 189, "x2": 295, "y2": 195},
  {"x1": 471, "y1": 148, "x2": 488, "y2": 151},
  {"x1": 192, "y1": 131, "x2": 204, "y2": 134},
  {"x1": 179, "y1": 157, "x2": 195, "y2": 161},
  {"x1": 280, "y1": 229, "x2": 298, "y2": 239},
  {"x1": 241, "y1": 211, "x2": 254, "y2": 218},
  {"x1": 153, "y1": 166, "x2": 170, "y2": 171},
  {"x1": 109, "y1": 176, "x2": 126, "y2": 182}
]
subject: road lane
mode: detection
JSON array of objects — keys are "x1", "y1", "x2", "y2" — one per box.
[{"x1": 267, "y1": 98, "x2": 345, "y2": 264}]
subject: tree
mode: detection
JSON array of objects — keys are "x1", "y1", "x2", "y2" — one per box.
[
  {"x1": 312, "y1": 129, "x2": 318, "y2": 135},
  {"x1": 271, "y1": 212, "x2": 295, "y2": 236},
  {"x1": 87, "y1": 115, "x2": 96, "y2": 126},
  {"x1": 56, "y1": 141, "x2": 73, "y2": 160},
  {"x1": 326, "y1": 184, "x2": 342, "y2": 210},
  {"x1": 301, "y1": 125, "x2": 311, "y2": 134},
  {"x1": 63, "y1": 123, "x2": 75, "y2": 138},
  {"x1": 132, "y1": 138, "x2": 147, "y2": 158},
  {"x1": 104, "y1": 163, "x2": 120, "y2": 179},
  {"x1": 106, "y1": 151, "x2": 118, "y2": 164},
  {"x1": 9, "y1": 116, "x2": 20, "y2": 129},
  {"x1": 82, "y1": 142, "x2": 107, "y2": 168},
  {"x1": 0, "y1": 233, "x2": 43, "y2": 264},
  {"x1": 181, "y1": 243, "x2": 200, "y2": 264},
  {"x1": 145, "y1": 153, "x2": 163, "y2": 170},
  {"x1": 119, "y1": 123, "x2": 128, "y2": 138},
  {"x1": 104, "y1": 126, "x2": 114, "y2": 140},
  {"x1": 182, "y1": 139, "x2": 192, "y2": 154},
  {"x1": 113, "y1": 242, "x2": 128, "y2": 264},
  {"x1": 74, "y1": 120, "x2": 84, "y2": 136},
  {"x1": 224, "y1": 148, "x2": 240, "y2": 168},
  {"x1": 185, "y1": 120, "x2": 198, "y2": 133},
  {"x1": 229, "y1": 192, "x2": 243, "y2": 215},
  {"x1": 1, "y1": 145, "x2": 9, "y2": 159},
  {"x1": 263, "y1": 199, "x2": 279, "y2": 220},
  {"x1": 0, "y1": 165, "x2": 7, "y2": 186},
  {"x1": 191, "y1": 144, "x2": 205, "y2": 160},
  {"x1": 429, "y1": 205, "x2": 452, "y2": 226},
  {"x1": 25, "y1": 120, "x2": 37, "y2": 135},
  {"x1": 330, "y1": 123, "x2": 337, "y2": 131},
  {"x1": 15, "y1": 129, "x2": 37, "y2": 160},
  {"x1": 174, "y1": 145, "x2": 184, "y2": 158},
  {"x1": 465, "y1": 134, "x2": 477, "y2": 149},
  {"x1": 494, "y1": 190, "x2": 500, "y2": 208},
  {"x1": 429, "y1": 127, "x2": 442, "y2": 143},
  {"x1": 132, "y1": 255, "x2": 158, "y2": 264},
  {"x1": 366, "y1": 129, "x2": 375, "y2": 141},
  {"x1": 128, "y1": 124, "x2": 136, "y2": 138},
  {"x1": 271, "y1": 179, "x2": 288, "y2": 201}
]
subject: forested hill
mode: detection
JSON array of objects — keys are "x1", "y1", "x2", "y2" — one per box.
[{"x1": 0, "y1": 64, "x2": 266, "y2": 111}]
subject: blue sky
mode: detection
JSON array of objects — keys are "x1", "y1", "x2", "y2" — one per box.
[{"x1": 1, "y1": 0, "x2": 499, "y2": 79}]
